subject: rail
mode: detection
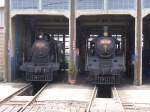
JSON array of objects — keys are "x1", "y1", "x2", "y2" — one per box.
[
  {"x1": 18, "y1": 82, "x2": 48, "y2": 112},
  {"x1": 86, "y1": 86, "x2": 97, "y2": 112},
  {"x1": 112, "y1": 87, "x2": 125, "y2": 112},
  {"x1": 0, "y1": 84, "x2": 32, "y2": 106}
]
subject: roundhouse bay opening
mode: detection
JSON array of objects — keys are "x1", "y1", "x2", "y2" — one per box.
[
  {"x1": 143, "y1": 15, "x2": 150, "y2": 84},
  {"x1": 11, "y1": 15, "x2": 69, "y2": 82},
  {"x1": 77, "y1": 15, "x2": 135, "y2": 85}
]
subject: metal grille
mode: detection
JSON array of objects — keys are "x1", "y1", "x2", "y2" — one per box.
[
  {"x1": 11, "y1": 0, "x2": 38, "y2": 9},
  {"x1": 26, "y1": 72, "x2": 53, "y2": 81},
  {"x1": 94, "y1": 75, "x2": 120, "y2": 85},
  {"x1": 107, "y1": 0, "x2": 135, "y2": 9},
  {"x1": 77, "y1": 0, "x2": 104, "y2": 10},
  {"x1": 143, "y1": 0, "x2": 150, "y2": 8},
  {"x1": 42, "y1": 0, "x2": 69, "y2": 10}
]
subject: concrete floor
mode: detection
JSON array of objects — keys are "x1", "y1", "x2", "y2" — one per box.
[
  {"x1": 37, "y1": 84, "x2": 94, "y2": 102},
  {"x1": 0, "y1": 83, "x2": 28, "y2": 102},
  {"x1": 117, "y1": 84, "x2": 150, "y2": 111},
  {"x1": 0, "y1": 80, "x2": 150, "y2": 112}
]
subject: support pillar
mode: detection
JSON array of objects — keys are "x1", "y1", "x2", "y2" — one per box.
[
  {"x1": 134, "y1": 0, "x2": 142, "y2": 85},
  {"x1": 4, "y1": 0, "x2": 10, "y2": 82},
  {"x1": 68, "y1": 0, "x2": 77, "y2": 81}
]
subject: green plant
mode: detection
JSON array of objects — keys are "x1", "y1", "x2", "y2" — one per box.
[{"x1": 68, "y1": 61, "x2": 77, "y2": 79}]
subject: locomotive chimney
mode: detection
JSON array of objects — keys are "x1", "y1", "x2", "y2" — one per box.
[{"x1": 104, "y1": 26, "x2": 108, "y2": 37}]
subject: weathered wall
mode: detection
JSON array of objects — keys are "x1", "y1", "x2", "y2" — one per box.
[{"x1": 0, "y1": 7, "x2": 4, "y2": 81}]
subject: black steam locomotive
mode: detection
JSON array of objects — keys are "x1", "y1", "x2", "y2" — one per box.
[
  {"x1": 87, "y1": 34, "x2": 126, "y2": 85},
  {"x1": 20, "y1": 34, "x2": 63, "y2": 82}
]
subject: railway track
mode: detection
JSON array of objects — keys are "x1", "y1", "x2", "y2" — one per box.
[
  {"x1": 115, "y1": 87, "x2": 150, "y2": 112},
  {"x1": 113, "y1": 87, "x2": 150, "y2": 112},
  {"x1": 34, "y1": 85, "x2": 97, "y2": 112},
  {"x1": 86, "y1": 86, "x2": 97, "y2": 112},
  {"x1": 30, "y1": 85, "x2": 95, "y2": 112},
  {"x1": 0, "y1": 83, "x2": 48, "y2": 112},
  {"x1": 89, "y1": 86, "x2": 125, "y2": 112},
  {"x1": 0, "y1": 84, "x2": 128, "y2": 112},
  {"x1": 18, "y1": 83, "x2": 48, "y2": 112},
  {"x1": 0, "y1": 84, "x2": 32, "y2": 106},
  {"x1": 0, "y1": 83, "x2": 92, "y2": 112},
  {"x1": 112, "y1": 87, "x2": 125, "y2": 112}
]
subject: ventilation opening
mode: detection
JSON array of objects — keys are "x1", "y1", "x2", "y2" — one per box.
[{"x1": 97, "y1": 85, "x2": 112, "y2": 98}]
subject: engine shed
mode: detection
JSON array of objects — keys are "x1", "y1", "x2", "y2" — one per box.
[
  {"x1": 3, "y1": 0, "x2": 150, "y2": 85},
  {"x1": 9, "y1": 15, "x2": 69, "y2": 80}
]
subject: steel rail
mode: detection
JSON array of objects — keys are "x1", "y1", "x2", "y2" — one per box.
[
  {"x1": 86, "y1": 86, "x2": 97, "y2": 112},
  {"x1": 18, "y1": 82, "x2": 48, "y2": 112},
  {"x1": 0, "y1": 83, "x2": 32, "y2": 106},
  {"x1": 113, "y1": 87, "x2": 125, "y2": 112}
]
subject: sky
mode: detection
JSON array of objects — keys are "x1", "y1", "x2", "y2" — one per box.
[{"x1": 0, "y1": 0, "x2": 4, "y2": 7}]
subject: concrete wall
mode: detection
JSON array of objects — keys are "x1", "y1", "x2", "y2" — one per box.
[{"x1": 0, "y1": 7, "x2": 4, "y2": 81}]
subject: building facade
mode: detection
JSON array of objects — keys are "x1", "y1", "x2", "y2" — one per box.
[{"x1": 3, "y1": 0, "x2": 150, "y2": 85}]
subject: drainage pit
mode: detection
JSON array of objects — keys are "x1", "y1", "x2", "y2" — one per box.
[
  {"x1": 18, "y1": 82, "x2": 46, "y2": 96},
  {"x1": 18, "y1": 86, "x2": 33, "y2": 96},
  {"x1": 97, "y1": 85, "x2": 112, "y2": 98},
  {"x1": 32, "y1": 82, "x2": 46, "y2": 95}
]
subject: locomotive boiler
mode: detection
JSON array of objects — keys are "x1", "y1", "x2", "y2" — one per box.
[
  {"x1": 87, "y1": 32, "x2": 126, "y2": 85},
  {"x1": 20, "y1": 34, "x2": 63, "y2": 82}
]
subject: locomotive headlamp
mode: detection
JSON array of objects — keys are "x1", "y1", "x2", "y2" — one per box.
[
  {"x1": 39, "y1": 35, "x2": 43, "y2": 39},
  {"x1": 35, "y1": 42, "x2": 45, "y2": 49},
  {"x1": 100, "y1": 39, "x2": 111, "y2": 44}
]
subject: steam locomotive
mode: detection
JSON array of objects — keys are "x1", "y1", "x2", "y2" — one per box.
[
  {"x1": 87, "y1": 34, "x2": 126, "y2": 85},
  {"x1": 20, "y1": 34, "x2": 63, "y2": 82}
]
